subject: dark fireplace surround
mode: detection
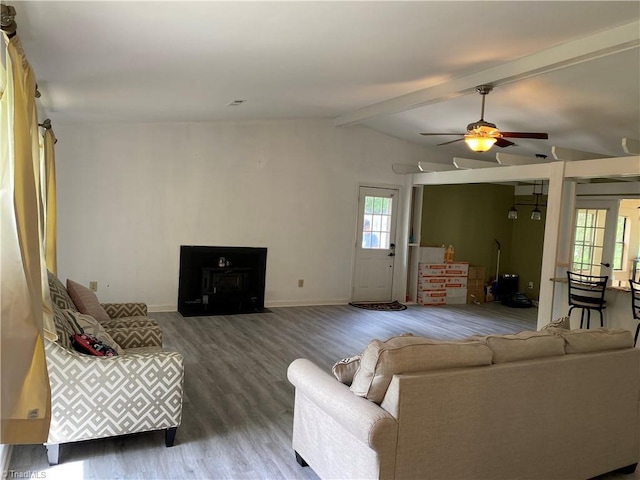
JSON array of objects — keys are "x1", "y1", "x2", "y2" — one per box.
[{"x1": 178, "y1": 246, "x2": 267, "y2": 316}]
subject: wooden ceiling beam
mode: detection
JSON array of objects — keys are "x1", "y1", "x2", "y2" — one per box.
[
  {"x1": 453, "y1": 157, "x2": 502, "y2": 170},
  {"x1": 335, "y1": 22, "x2": 639, "y2": 128}
]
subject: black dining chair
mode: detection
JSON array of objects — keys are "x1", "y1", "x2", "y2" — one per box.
[
  {"x1": 630, "y1": 279, "x2": 640, "y2": 346},
  {"x1": 567, "y1": 271, "x2": 608, "y2": 329}
]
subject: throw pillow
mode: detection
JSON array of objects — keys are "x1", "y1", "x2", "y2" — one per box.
[
  {"x1": 332, "y1": 355, "x2": 362, "y2": 386},
  {"x1": 63, "y1": 309, "x2": 124, "y2": 355},
  {"x1": 541, "y1": 316, "x2": 571, "y2": 330},
  {"x1": 350, "y1": 334, "x2": 493, "y2": 404},
  {"x1": 72, "y1": 333, "x2": 119, "y2": 357},
  {"x1": 66, "y1": 279, "x2": 110, "y2": 322},
  {"x1": 332, "y1": 333, "x2": 415, "y2": 385},
  {"x1": 47, "y1": 270, "x2": 77, "y2": 311}
]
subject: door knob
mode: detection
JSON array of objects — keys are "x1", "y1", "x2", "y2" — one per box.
[
  {"x1": 600, "y1": 262, "x2": 610, "y2": 268},
  {"x1": 388, "y1": 252, "x2": 395, "y2": 257}
]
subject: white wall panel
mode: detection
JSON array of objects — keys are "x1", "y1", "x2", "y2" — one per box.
[{"x1": 54, "y1": 119, "x2": 428, "y2": 310}]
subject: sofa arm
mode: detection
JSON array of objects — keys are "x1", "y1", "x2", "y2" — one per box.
[
  {"x1": 45, "y1": 339, "x2": 184, "y2": 445},
  {"x1": 101, "y1": 302, "x2": 147, "y2": 318},
  {"x1": 106, "y1": 325, "x2": 163, "y2": 349},
  {"x1": 287, "y1": 358, "x2": 397, "y2": 449}
]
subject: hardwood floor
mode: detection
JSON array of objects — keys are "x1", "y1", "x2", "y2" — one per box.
[{"x1": 7, "y1": 303, "x2": 632, "y2": 479}]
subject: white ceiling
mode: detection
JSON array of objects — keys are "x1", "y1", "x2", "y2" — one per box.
[{"x1": 10, "y1": 1, "x2": 640, "y2": 161}]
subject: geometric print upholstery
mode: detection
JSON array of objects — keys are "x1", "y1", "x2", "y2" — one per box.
[
  {"x1": 44, "y1": 339, "x2": 184, "y2": 445},
  {"x1": 100, "y1": 316, "x2": 158, "y2": 330},
  {"x1": 52, "y1": 304, "x2": 75, "y2": 350},
  {"x1": 48, "y1": 270, "x2": 77, "y2": 311},
  {"x1": 101, "y1": 302, "x2": 148, "y2": 318},
  {"x1": 106, "y1": 325, "x2": 163, "y2": 349}
]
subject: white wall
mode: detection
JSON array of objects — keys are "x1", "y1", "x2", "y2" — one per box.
[{"x1": 54, "y1": 119, "x2": 430, "y2": 310}]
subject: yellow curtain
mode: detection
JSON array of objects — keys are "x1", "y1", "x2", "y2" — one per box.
[
  {"x1": 42, "y1": 127, "x2": 57, "y2": 274},
  {"x1": 1, "y1": 31, "x2": 54, "y2": 444}
]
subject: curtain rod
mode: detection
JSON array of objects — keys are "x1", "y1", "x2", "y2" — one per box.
[
  {"x1": 1, "y1": 5, "x2": 17, "y2": 37},
  {"x1": 2, "y1": 6, "x2": 41, "y2": 100}
]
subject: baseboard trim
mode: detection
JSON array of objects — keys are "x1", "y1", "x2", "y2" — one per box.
[
  {"x1": 148, "y1": 305, "x2": 177, "y2": 313},
  {"x1": 265, "y1": 299, "x2": 349, "y2": 308},
  {"x1": 1, "y1": 444, "x2": 13, "y2": 477},
  {"x1": 149, "y1": 300, "x2": 351, "y2": 313}
]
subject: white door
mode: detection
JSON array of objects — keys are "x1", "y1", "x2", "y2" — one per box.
[
  {"x1": 571, "y1": 200, "x2": 619, "y2": 280},
  {"x1": 352, "y1": 186, "x2": 398, "y2": 302}
]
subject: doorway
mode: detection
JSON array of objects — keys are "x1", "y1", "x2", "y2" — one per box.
[
  {"x1": 352, "y1": 186, "x2": 399, "y2": 302},
  {"x1": 571, "y1": 200, "x2": 619, "y2": 280}
]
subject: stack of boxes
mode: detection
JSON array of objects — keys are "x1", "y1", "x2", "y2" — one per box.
[
  {"x1": 417, "y1": 247, "x2": 469, "y2": 306},
  {"x1": 467, "y1": 266, "x2": 486, "y2": 304}
]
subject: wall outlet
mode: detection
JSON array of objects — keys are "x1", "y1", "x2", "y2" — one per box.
[
  {"x1": 89, "y1": 281, "x2": 98, "y2": 292},
  {"x1": 528, "y1": 281, "x2": 534, "y2": 289},
  {"x1": 298, "y1": 279, "x2": 304, "y2": 288}
]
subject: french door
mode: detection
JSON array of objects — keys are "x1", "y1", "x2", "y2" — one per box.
[{"x1": 571, "y1": 200, "x2": 618, "y2": 280}]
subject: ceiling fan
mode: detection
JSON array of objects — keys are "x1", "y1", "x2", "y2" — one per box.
[{"x1": 420, "y1": 85, "x2": 549, "y2": 152}]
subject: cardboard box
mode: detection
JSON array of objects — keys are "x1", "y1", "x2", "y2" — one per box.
[
  {"x1": 418, "y1": 263, "x2": 448, "y2": 277},
  {"x1": 419, "y1": 247, "x2": 445, "y2": 263},
  {"x1": 444, "y1": 262, "x2": 469, "y2": 276},
  {"x1": 444, "y1": 277, "x2": 468, "y2": 288},
  {"x1": 418, "y1": 290, "x2": 447, "y2": 306},
  {"x1": 467, "y1": 285, "x2": 485, "y2": 304},
  {"x1": 468, "y1": 266, "x2": 486, "y2": 280},
  {"x1": 418, "y1": 276, "x2": 448, "y2": 290},
  {"x1": 446, "y1": 288, "x2": 468, "y2": 305}
]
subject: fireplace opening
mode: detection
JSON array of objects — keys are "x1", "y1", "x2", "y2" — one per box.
[{"x1": 178, "y1": 246, "x2": 267, "y2": 316}]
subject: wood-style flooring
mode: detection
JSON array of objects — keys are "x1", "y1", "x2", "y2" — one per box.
[{"x1": 6, "y1": 303, "x2": 632, "y2": 479}]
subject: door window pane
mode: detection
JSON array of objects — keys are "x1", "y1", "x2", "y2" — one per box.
[
  {"x1": 571, "y1": 208, "x2": 607, "y2": 276},
  {"x1": 362, "y1": 195, "x2": 393, "y2": 249}
]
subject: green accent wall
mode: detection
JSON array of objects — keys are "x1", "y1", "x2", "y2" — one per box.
[
  {"x1": 420, "y1": 185, "x2": 546, "y2": 300},
  {"x1": 509, "y1": 195, "x2": 546, "y2": 300}
]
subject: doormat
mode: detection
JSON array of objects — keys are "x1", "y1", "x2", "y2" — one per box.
[{"x1": 349, "y1": 301, "x2": 407, "y2": 311}]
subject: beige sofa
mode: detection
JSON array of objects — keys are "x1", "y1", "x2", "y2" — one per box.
[
  {"x1": 45, "y1": 272, "x2": 184, "y2": 465},
  {"x1": 288, "y1": 327, "x2": 640, "y2": 480}
]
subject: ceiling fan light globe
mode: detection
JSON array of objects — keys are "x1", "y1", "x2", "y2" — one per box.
[{"x1": 464, "y1": 134, "x2": 497, "y2": 152}]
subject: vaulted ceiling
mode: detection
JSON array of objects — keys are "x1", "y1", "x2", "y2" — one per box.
[{"x1": 10, "y1": 1, "x2": 640, "y2": 162}]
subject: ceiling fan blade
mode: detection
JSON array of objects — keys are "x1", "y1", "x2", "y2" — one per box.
[
  {"x1": 437, "y1": 138, "x2": 465, "y2": 146},
  {"x1": 495, "y1": 138, "x2": 516, "y2": 148},
  {"x1": 420, "y1": 133, "x2": 467, "y2": 136},
  {"x1": 500, "y1": 132, "x2": 549, "y2": 139}
]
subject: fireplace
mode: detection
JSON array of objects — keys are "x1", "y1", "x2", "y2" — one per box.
[{"x1": 178, "y1": 246, "x2": 267, "y2": 316}]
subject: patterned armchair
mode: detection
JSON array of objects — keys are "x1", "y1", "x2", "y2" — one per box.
[
  {"x1": 47, "y1": 271, "x2": 163, "y2": 348},
  {"x1": 45, "y1": 272, "x2": 184, "y2": 465}
]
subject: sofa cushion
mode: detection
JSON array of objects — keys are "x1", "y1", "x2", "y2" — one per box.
[
  {"x1": 48, "y1": 271, "x2": 77, "y2": 311},
  {"x1": 63, "y1": 310, "x2": 124, "y2": 355},
  {"x1": 332, "y1": 355, "x2": 362, "y2": 386},
  {"x1": 551, "y1": 328, "x2": 633, "y2": 353},
  {"x1": 485, "y1": 330, "x2": 565, "y2": 363},
  {"x1": 100, "y1": 317, "x2": 157, "y2": 330},
  {"x1": 66, "y1": 279, "x2": 110, "y2": 322},
  {"x1": 350, "y1": 335, "x2": 493, "y2": 404}
]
